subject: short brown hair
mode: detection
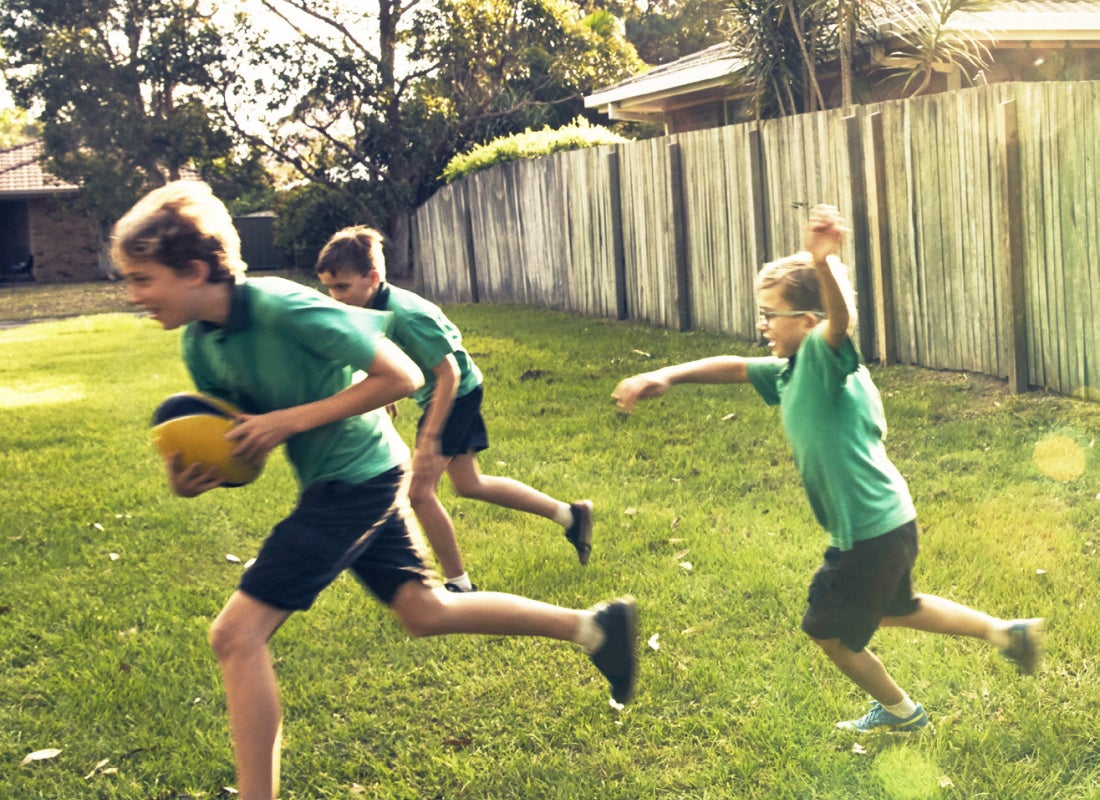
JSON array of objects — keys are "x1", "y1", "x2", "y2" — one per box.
[
  {"x1": 755, "y1": 253, "x2": 857, "y2": 329},
  {"x1": 110, "y1": 181, "x2": 245, "y2": 282},
  {"x1": 315, "y1": 226, "x2": 387, "y2": 280}
]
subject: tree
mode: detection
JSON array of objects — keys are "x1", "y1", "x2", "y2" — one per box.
[
  {"x1": 723, "y1": 0, "x2": 995, "y2": 121},
  {"x1": 0, "y1": 0, "x2": 257, "y2": 226},
  {"x1": 218, "y1": 0, "x2": 643, "y2": 267},
  {"x1": 0, "y1": 105, "x2": 39, "y2": 148}
]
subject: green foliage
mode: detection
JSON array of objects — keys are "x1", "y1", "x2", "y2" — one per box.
[
  {"x1": 1, "y1": 298, "x2": 1099, "y2": 797},
  {"x1": 271, "y1": 183, "x2": 370, "y2": 271},
  {"x1": 0, "y1": 106, "x2": 39, "y2": 148},
  {"x1": 442, "y1": 117, "x2": 629, "y2": 183},
  {"x1": 0, "y1": 0, "x2": 268, "y2": 226}
]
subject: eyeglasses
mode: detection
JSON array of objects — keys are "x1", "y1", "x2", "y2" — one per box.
[{"x1": 758, "y1": 309, "x2": 827, "y2": 322}]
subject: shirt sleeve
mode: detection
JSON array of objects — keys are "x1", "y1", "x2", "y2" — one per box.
[
  {"x1": 746, "y1": 357, "x2": 786, "y2": 406},
  {"x1": 798, "y1": 327, "x2": 860, "y2": 396}
]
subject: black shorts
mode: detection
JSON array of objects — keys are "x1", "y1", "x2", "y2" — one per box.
[
  {"x1": 801, "y1": 520, "x2": 921, "y2": 652},
  {"x1": 418, "y1": 384, "x2": 489, "y2": 457},
  {"x1": 239, "y1": 466, "x2": 435, "y2": 611}
]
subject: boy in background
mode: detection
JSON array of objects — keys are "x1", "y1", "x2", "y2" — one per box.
[
  {"x1": 112, "y1": 181, "x2": 637, "y2": 800},
  {"x1": 613, "y1": 204, "x2": 1040, "y2": 733},
  {"x1": 316, "y1": 226, "x2": 593, "y2": 592}
]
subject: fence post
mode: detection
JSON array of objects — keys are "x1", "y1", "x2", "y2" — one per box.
[
  {"x1": 748, "y1": 124, "x2": 770, "y2": 265},
  {"x1": 845, "y1": 111, "x2": 877, "y2": 359},
  {"x1": 459, "y1": 180, "x2": 480, "y2": 304},
  {"x1": 668, "y1": 139, "x2": 692, "y2": 332},
  {"x1": 607, "y1": 146, "x2": 628, "y2": 321},
  {"x1": 1001, "y1": 99, "x2": 1029, "y2": 393},
  {"x1": 866, "y1": 111, "x2": 897, "y2": 364}
]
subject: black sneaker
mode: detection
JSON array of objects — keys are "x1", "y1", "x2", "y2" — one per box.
[
  {"x1": 443, "y1": 581, "x2": 478, "y2": 593},
  {"x1": 588, "y1": 597, "x2": 638, "y2": 705},
  {"x1": 565, "y1": 500, "x2": 593, "y2": 565},
  {"x1": 1001, "y1": 618, "x2": 1044, "y2": 675}
]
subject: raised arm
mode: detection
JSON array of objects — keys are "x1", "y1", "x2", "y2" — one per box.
[
  {"x1": 803, "y1": 205, "x2": 852, "y2": 351},
  {"x1": 612, "y1": 355, "x2": 750, "y2": 412}
]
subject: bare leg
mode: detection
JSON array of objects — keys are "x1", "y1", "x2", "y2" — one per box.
[
  {"x1": 391, "y1": 580, "x2": 583, "y2": 639},
  {"x1": 447, "y1": 452, "x2": 566, "y2": 520},
  {"x1": 813, "y1": 638, "x2": 906, "y2": 706},
  {"x1": 208, "y1": 591, "x2": 292, "y2": 800},
  {"x1": 408, "y1": 460, "x2": 466, "y2": 581},
  {"x1": 881, "y1": 593, "x2": 1010, "y2": 648}
]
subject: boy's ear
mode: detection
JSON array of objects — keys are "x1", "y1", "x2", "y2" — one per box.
[{"x1": 184, "y1": 259, "x2": 212, "y2": 284}]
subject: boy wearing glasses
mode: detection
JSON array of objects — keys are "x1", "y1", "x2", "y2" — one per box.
[{"x1": 612, "y1": 204, "x2": 1041, "y2": 733}]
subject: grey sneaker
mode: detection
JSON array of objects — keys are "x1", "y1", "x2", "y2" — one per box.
[
  {"x1": 588, "y1": 597, "x2": 638, "y2": 705},
  {"x1": 565, "y1": 500, "x2": 593, "y2": 565},
  {"x1": 836, "y1": 701, "x2": 929, "y2": 733},
  {"x1": 1001, "y1": 618, "x2": 1044, "y2": 675}
]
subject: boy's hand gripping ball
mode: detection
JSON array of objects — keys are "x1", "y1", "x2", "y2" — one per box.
[{"x1": 150, "y1": 393, "x2": 262, "y2": 487}]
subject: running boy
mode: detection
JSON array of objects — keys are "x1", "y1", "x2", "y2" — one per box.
[
  {"x1": 316, "y1": 226, "x2": 593, "y2": 592},
  {"x1": 112, "y1": 181, "x2": 637, "y2": 800},
  {"x1": 612, "y1": 204, "x2": 1040, "y2": 733}
]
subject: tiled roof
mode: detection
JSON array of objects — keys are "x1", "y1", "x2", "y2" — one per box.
[{"x1": 0, "y1": 140, "x2": 79, "y2": 198}]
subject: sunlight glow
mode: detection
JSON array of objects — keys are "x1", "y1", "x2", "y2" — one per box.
[
  {"x1": 0, "y1": 382, "x2": 86, "y2": 409},
  {"x1": 1032, "y1": 434, "x2": 1086, "y2": 482}
]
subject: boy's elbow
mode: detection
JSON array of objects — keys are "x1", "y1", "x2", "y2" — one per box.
[{"x1": 406, "y1": 365, "x2": 425, "y2": 393}]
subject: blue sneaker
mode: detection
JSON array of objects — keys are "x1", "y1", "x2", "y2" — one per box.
[
  {"x1": 1001, "y1": 618, "x2": 1044, "y2": 675},
  {"x1": 836, "y1": 701, "x2": 929, "y2": 733}
]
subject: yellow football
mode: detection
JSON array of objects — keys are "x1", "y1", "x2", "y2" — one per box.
[{"x1": 150, "y1": 393, "x2": 262, "y2": 487}]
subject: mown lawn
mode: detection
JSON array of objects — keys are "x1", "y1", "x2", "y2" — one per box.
[{"x1": 1, "y1": 283, "x2": 1098, "y2": 798}]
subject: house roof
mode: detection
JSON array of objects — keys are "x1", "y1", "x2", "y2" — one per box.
[
  {"x1": 585, "y1": 0, "x2": 1100, "y2": 120},
  {"x1": 0, "y1": 140, "x2": 80, "y2": 198}
]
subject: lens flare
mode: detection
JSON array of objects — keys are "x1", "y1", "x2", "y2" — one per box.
[{"x1": 1032, "y1": 434, "x2": 1086, "y2": 482}]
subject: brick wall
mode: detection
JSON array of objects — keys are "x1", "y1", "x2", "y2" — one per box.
[{"x1": 28, "y1": 195, "x2": 102, "y2": 282}]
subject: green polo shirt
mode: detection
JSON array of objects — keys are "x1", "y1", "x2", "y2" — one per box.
[
  {"x1": 369, "y1": 283, "x2": 482, "y2": 409},
  {"x1": 746, "y1": 327, "x2": 916, "y2": 550},
  {"x1": 182, "y1": 276, "x2": 410, "y2": 490}
]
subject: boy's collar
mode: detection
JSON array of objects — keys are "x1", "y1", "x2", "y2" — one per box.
[
  {"x1": 369, "y1": 281, "x2": 390, "y2": 311},
  {"x1": 194, "y1": 280, "x2": 250, "y2": 336}
]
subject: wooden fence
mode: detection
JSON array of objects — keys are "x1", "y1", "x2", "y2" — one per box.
[{"x1": 411, "y1": 81, "x2": 1100, "y2": 397}]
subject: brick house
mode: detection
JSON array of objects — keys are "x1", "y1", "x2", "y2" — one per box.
[
  {"x1": 0, "y1": 139, "x2": 103, "y2": 283},
  {"x1": 585, "y1": 0, "x2": 1100, "y2": 134}
]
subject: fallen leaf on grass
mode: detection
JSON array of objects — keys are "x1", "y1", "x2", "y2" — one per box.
[
  {"x1": 83, "y1": 758, "x2": 111, "y2": 780},
  {"x1": 679, "y1": 561, "x2": 693, "y2": 571},
  {"x1": 673, "y1": 549, "x2": 690, "y2": 561},
  {"x1": 225, "y1": 554, "x2": 241, "y2": 564},
  {"x1": 21, "y1": 748, "x2": 61, "y2": 765},
  {"x1": 647, "y1": 633, "x2": 660, "y2": 651},
  {"x1": 631, "y1": 349, "x2": 651, "y2": 358},
  {"x1": 850, "y1": 743, "x2": 868, "y2": 756},
  {"x1": 109, "y1": 553, "x2": 120, "y2": 561},
  {"x1": 443, "y1": 736, "x2": 473, "y2": 749},
  {"x1": 939, "y1": 775, "x2": 955, "y2": 788}
]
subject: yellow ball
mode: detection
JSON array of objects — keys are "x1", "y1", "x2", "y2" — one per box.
[{"x1": 150, "y1": 393, "x2": 262, "y2": 487}]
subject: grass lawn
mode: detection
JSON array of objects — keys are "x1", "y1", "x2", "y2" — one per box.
[{"x1": 1, "y1": 281, "x2": 1099, "y2": 799}]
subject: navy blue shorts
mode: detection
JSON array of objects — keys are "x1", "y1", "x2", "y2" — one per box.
[
  {"x1": 800, "y1": 520, "x2": 921, "y2": 652},
  {"x1": 239, "y1": 466, "x2": 435, "y2": 611},
  {"x1": 418, "y1": 384, "x2": 489, "y2": 458}
]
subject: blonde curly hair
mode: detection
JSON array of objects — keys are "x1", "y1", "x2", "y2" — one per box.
[{"x1": 110, "y1": 181, "x2": 246, "y2": 282}]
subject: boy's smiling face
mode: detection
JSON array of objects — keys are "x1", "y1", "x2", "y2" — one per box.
[
  {"x1": 119, "y1": 258, "x2": 202, "y2": 330},
  {"x1": 757, "y1": 285, "x2": 819, "y2": 359}
]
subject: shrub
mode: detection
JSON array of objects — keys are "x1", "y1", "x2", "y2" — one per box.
[{"x1": 442, "y1": 117, "x2": 629, "y2": 183}]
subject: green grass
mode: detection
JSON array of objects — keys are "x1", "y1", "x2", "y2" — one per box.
[{"x1": 1, "y1": 286, "x2": 1099, "y2": 798}]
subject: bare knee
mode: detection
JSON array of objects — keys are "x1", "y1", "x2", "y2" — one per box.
[
  {"x1": 391, "y1": 582, "x2": 451, "y2": 638},
  {"x1": 812, "y1": 636, "x2": 852, "y2": 661},
  {"x1": 209, "y1": 616, "x2": 248, "y2": 662}
]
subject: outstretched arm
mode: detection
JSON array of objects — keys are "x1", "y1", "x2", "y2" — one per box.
[
  {"x1": 612, "y1": 356, "x2": 750, "y2": 412},
  {"x1": 803, "y1": 205, "x2": 852, "y2": 351}
]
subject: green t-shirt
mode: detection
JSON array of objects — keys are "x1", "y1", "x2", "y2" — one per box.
[
  {"x1": 369, "y1": 283, "x2": 482, "y2": 409},
  {"x1": 746, "y1": 326, "x2": 916, "y2": 550},
  {"x1": 182, "y1": 276, "x2": 410, "y2": 491}
]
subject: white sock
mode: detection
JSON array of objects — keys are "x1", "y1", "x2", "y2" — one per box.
[
  {"x1": 574, "y1": 611, "x2": 605, "y2": 654},
  {"x1": 552, "y1": 503, "x2": 573, "y2": 529},
  {"x1": 883, "y1": 694, "x2": 918, "y2": 719},
  {"x1": 446, "y1": 572, "x2": 473, "y2": 591}
]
